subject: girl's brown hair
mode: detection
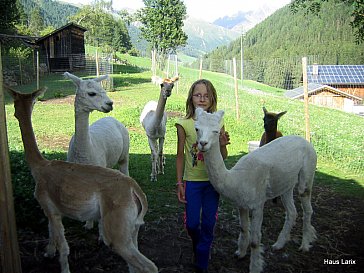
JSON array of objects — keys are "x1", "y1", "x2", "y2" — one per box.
[{"x1": 185, "y1": 79, "x2": 218, "y2": 119}]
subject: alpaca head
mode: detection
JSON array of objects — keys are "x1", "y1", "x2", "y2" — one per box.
[
  {"x1": 64, "y1": 72, "x2": 113, "y2": 113},
  {"x1": 194, "y1": 108, "x2": 224, "y2": 152},
  {"x1": 160, "y1": 76, "x2": 179, "y2": 99},
  {"x1": 6, "y1": 85, "x2": 47, "y2": 120},
  {"x1": 262, "y1": 107, "x2": 287, "y2": 132}
]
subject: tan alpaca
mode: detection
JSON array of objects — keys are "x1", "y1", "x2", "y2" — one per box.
[
  {"x1": 140, "y1": 76, "x2": 179, "y2": 181},
  {"x1": 6, "y1": 86, "x2": 158, "y2": 273}
]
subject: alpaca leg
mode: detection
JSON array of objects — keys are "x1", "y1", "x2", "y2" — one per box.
[
  {"x1": 148, "y1": 138, "x2": 158, "y2": 181},
  {"x1": 299, "y1": 188, "x2": 317, "y2": 251},
  {"x1": 119, "y1": 156, "x2": 130, "y2": 176},
  {"x1": 235, "y1": 207, "x2": 250, "y2": 258},
  {"x1": 119, "y1": 137, "x2": 130, "y2": 176},
  {"x1": 102, "y1": 212, "x2": 158, "y2": 273},
  {"x1": 47, "y1": 214, "x2": 70, "y2": 273},
  {"x1": 158, "y1": 137, "x2": 165, "y2": 175},
  {"x1": 273, "y1": 188, "x2": 297, "y2": 250},
  {"x1": 249, "y1": 205, "x2": 264, "y2": 273},
  {"x1": 44, "y1": 221, "x2": 57, "y2": 258}
]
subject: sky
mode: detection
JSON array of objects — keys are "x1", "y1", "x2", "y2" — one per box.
[{"x1": 60, "y1": 0, "x2": 292, "y2": 22}]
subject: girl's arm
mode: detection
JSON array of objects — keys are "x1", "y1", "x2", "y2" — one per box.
[
  {"x1": 219, "y1": 126, "x2": 230, "y2": 160},
  {"x1": 176, "y1": 124, "x2": 187, "y2": 204}
]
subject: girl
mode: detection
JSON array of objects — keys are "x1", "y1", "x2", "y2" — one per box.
[{"x1": 175, "y1": 79, "x2": 230, "y2": 273}]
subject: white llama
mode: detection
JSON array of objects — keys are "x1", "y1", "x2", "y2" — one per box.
[
  {"x1": 140, "y1": 76, "x2": 179, "y2": 181},
  {"x1": 7, "y1": 86, "x2": 158, "y2": 273},
  {"x1": 64, "y1": 72, "x2": 129, "y2": 175},
  {"x1": 194, "y1": 108, "x2": 317, "y2": 273}
]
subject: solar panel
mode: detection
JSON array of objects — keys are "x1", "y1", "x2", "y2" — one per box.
[{"x1": 307, "y1": 65, "x2": 364, "y2": 84}]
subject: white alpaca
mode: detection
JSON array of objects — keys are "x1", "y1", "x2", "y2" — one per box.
[
  {"x1": 140, "y1": 76, "x2": 179, "y2": 181},
  {"x1": 7, "y1": 86, "x2": 158, "y2": 273},
  {"x1": 194, "y1": 108, "x2": 317, "y2": 273},
  {"x1": 64, "y1": 72, "x2": 130, "y2": 229},
  {"x1": 64, "y1": 72, "x2": 130, "y2": 176}
]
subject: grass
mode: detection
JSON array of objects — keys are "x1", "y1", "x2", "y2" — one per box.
[{"x1": 4, "y1": 54, "x2": 364, "y2": 225}]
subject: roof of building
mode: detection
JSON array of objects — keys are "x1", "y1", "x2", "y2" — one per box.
[
  {"x1": 307, "y1": 65, "x2": 364, "y2": 85},
  {"x1": 285, "y1": 83, "x2": 362, "y2": 101},
  {"x1": 36, "y1": 22, "x2": 87, "y2": 43}
]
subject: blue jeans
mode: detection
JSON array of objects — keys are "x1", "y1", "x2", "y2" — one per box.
[{"x1": 184, "y1": 181, "x2": 220, "y2": 269}]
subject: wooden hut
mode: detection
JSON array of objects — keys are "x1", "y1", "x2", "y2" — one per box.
[
  {"x1": 307, "y1": 65, "x2": 364, "y2": 100},
  {"x1": 36, "y1": 23, "x2": 87, "y2": 72},
  {"x1": 285, "y1": 83, "x2": 362, "y2": 113}
]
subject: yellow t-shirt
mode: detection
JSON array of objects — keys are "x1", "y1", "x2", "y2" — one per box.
[{"x1": 176, "y1": 117, "x2": 223, "y2": 182}]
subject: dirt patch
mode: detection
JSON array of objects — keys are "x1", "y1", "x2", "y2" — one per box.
[{"x1": 18, "y1": 184, "x2": 363, "y2": 273}]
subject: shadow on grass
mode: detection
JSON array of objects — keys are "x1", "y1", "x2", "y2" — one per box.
[{"x1": 9, "y1": 150, "x2": 364, "y2": 231}]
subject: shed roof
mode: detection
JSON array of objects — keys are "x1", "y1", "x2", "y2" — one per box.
[
  {"x1": 307, "y1": 65, "x2": 364, "y2": 85},
  {"x1": 36, "y1": 22, "x2": 87, "y2": 43},
  {"x1": 285, "y1": 83, "x2": 362, "y2": 101}
]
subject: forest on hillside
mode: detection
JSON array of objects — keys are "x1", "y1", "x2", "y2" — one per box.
[{"x1": 199, "y1": 0, "x2": 364, "y2": 89}]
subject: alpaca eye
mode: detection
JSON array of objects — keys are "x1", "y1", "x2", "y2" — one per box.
[
  {"x1": 213, "y1": 130, "x2": 219, "y2": 134},
  {"x1": 195, "y1": 128, "x2": 199, "y2": 132},
  {"x1": 88, "y1": 92, "x2": 96, "y2": 97}
]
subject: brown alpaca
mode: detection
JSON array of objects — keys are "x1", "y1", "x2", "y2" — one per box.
[
  {"x1": 7, "y1": 86, "x2": 158, "y2": 273},
  {"x1": 259, "y1": 107, "x2": 287, "y2": 147},
  {"x1": 259, "y1": 107, "x2": 287, "y2": 204}
]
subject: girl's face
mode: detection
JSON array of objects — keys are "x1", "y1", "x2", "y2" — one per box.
[{"x1": 192, "y1": 83, "x2": 211, "y2": 112}]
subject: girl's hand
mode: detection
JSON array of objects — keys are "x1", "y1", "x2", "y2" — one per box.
[
  {"x1": 177, "y1": 183, "x2": 187, "y2": 204},
  {"x1": 219, "y1": 131, "x2": 231, "y2": 146}
]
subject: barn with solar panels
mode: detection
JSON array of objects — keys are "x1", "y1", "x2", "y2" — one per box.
[{"x1": 285, "y1": 65, "x2": 364, "y2": 114}]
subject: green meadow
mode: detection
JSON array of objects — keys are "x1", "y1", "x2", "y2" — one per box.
[{"x1": 4, "y1": 54, "x2": 364, "y2": 224}]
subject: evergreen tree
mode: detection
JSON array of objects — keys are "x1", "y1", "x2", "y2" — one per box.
[
  {"x1": 69, "y1": 4, "x2": 132, "y2": 52},
  {"x1": 290, "y1": 0, "x2": 364, "y2": 43},
  {"x1": 0, "y1": 0, "x2": 20, "y2": 34},
  {"x1": 29, "y1": 7, "x2": 45, "y2": 36}
]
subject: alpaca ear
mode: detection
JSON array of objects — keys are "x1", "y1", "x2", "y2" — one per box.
[
  {"x1": 216, "y1": 110, "x2": 224, "y2": 120},
  {"x1": 95, "y1": 74, "x2": 109, "y2": 82},
  {"x1": 171, "y1": 76, "x2": 179, "y2": 83},
  {"x1": 277, "y1": 111, "x2": 287, "y2": 119},
  {"x1": 263, "y1": 107, "x2": 268, "y2": 114},
  {"x1": 33, "y1": 87, "x2": 47, "y2": 99},
  {"x1": 3, "y1": 84, "x2": 18, "y2": 99},
  {"x1": 64, "y1": 72, "x2": 81, "y2": 86}
]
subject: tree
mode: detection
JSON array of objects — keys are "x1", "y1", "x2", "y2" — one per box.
[
  {"x1": 69, "y1": 4, "x2": 132, "y2": 53},
  {"x1": 28, "y1": 7, "x2": 45, "y2": 36},
  {"x1": 0, "y1": 0, "x2": 20, "y2": 33},
  {"x1": 138, "y1": 0, "x2": 188, "y2": 68},
  {"x1": 290, "y1": 0, "x2": 364, "y2": 43}
]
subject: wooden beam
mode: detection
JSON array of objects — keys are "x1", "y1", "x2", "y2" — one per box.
[{"x1": 0, "y1": 42, "x2": 22, "y2": 273}]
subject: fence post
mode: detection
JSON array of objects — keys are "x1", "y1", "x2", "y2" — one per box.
[
  {"x1": 199, "y1": 58, "x2": 203, "y2": 79},
  {"x1": 0, "y1": 42, "x2": 23, "y2": 273},
  {"x1": 36, "y1": 50, "x2": 39, "y2": 89},
  {"x1": 302, "y1": 57, "x2": 311, "y2": 142},
  {"x1": 233, "y1": 57, "x2": 240, "y2": 120}
]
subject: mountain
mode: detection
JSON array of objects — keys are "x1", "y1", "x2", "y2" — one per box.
[
  {"x1": 213, "y1": 4, "x2": 282, "y2": 32},
  {"x1": 127, "y1": 16, "x2": 240, "y2": 60},
  {"x1": 202, "y1": 0, "x2": 364, "y2": 88},
  {"x1": 181, "y1": 17, "x2": 240, "y2": 57}
]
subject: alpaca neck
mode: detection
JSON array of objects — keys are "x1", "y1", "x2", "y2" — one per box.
[
  {"x1": 17, "y1": 111, "x2": 45, "y2": 168},
  {"x1": 151, "y1": 93, "x2": 167, "y2": 128},
  {"x1": 203, "y1": 140, "x2": 229, "y2": 191},
  {"x1": 74, "y1": 110, "x2": 92, "y2": 152},
  {"x1": 265, "y1": 128, "x2": 277, "y2": 143}
]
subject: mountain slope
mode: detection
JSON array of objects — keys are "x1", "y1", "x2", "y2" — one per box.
[{"x1": 201, "y1": 0, "x2": 364, "y2": 88}]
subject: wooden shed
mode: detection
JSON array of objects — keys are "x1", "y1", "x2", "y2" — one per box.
[
  {"x1": 285, "y1": 83, "x2": 362, "y2": 113},
  {"x1": 36, "y1": 23, "x2": 87, "y2": 72}
]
